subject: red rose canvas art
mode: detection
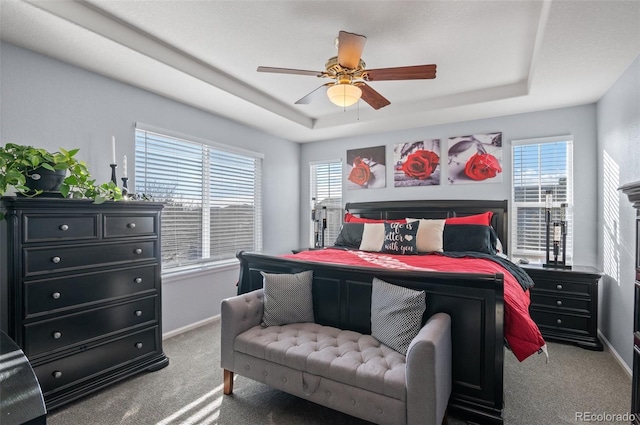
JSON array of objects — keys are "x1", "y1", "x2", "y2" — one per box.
[
  {"x1": 393, "y1": 139, "x2": 441, "y2": 187},
  {"x1": 346, "y1": 145, "x2": 386, "y2": 190},
  {"x1": 447, "y1": 132, "x2": 503, "y2": 184}
]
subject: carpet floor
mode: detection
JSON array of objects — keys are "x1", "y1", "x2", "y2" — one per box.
[{"x1": 46, "y1": 319, "x2": 632, "y2": 425}]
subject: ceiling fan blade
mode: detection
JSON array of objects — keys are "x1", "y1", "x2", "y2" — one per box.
[
  {"x1": 294, "y1": 83, "x2": 333, "y2": 105},
  {"x1": 357, "y1": 83, "x2": 391, "y2": 110},
  {"x1": 257, "y1": 66, "x2": 323, "y2": 77},
  {"x1": 337, "y1": 31, "x2": 367, "y2": 69},
  {"x1": 366, "y1": 64, "x2": 437, "y2": 81}
]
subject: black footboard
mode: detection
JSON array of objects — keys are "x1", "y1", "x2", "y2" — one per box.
[{"x1": 236, "y1": 251, "x2": 505, "y2": 425}]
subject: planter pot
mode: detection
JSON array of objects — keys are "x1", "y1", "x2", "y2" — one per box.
[{"x1": 25, "y1": 167, "x2": 66, "y2": 194}]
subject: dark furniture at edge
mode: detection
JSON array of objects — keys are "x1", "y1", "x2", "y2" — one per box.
[
  {"x1": 620, "y1": 181, "x2": 640, "y2": 425},
  {"x1": 0, "y1": 197, "x2": 169, "y2": 411},
  {"x1": 237, "y1": 199, "x2": 509, "y2": 425},
  {"x1": 522, "y1": 264, "x2": 603, "y2": 350},
  {"x1": 0, "y1": 330, "x2": 46, "y2": 425}
]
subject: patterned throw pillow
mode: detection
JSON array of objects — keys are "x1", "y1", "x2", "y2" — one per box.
[
  {"x1": 261, "y1": 270, "x2": 314, "y2": 327},
  {"x1": 380, "y1": 222, "x2": 419, "y2": 255},
  {"x1": 370, "y1": 278, "x2": 426, "y2": 355}
]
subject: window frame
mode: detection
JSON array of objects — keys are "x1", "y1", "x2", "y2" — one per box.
[
  {"x1": 135, "y1": 122, "x2": 263, "y2": 276},
  {"x1": 511, "y1": 135, "x2": 574, "y2": 262},
  {"x1": 309, "y1": 159, "x2": 343, "y2": 248}
]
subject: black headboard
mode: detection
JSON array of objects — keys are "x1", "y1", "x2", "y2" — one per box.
[{"x1": 344, "y1": 199, "x2": 509, "y2": 255}]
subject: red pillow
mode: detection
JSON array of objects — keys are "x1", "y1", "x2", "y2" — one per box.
[
  {"x1": 445, "y1": 211, "x2": 493, "y2": 226},
  {"x1": 344, "y1": 212, "x2": 406, "y2": 224}
]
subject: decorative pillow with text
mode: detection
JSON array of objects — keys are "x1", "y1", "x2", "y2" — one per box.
[{"x1": 380, "y1": 222, "x2": 419, "y2": 255}]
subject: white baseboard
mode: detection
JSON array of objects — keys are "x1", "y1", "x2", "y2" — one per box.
[
  {"x1": 598, "y1": 329, "x2": 632, "y2": 378},
  {"x1": 162, "y1": 314, "x2": 220, "y2": 340}
]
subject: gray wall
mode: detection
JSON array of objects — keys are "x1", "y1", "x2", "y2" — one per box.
[
  {"x1": 300, "y1": 104, "x2": 599, "y2": 267},
  {"x1": 597, "y1": 54, "x2": 640, "y2": 370},
  {"x1": 0, "y1": 42, "x2": 300, "y2": 334}
]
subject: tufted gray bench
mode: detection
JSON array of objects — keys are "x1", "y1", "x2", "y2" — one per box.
[{"x1": 221, "y1": 288, "x2": 452, "y2": 425}]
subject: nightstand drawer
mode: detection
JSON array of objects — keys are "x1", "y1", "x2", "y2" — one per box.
[
  {"x1": 24, "y1": 265, "x2": 157, "y2": 317},
  {"x1": 34, "y1": 327, "x2": 158, "y2": 395},
  {"x1": 530, "y1": 310, "x2": 589, "y2": 334},
  {"x1": 23, "y1": 241, "x2": 157, "y2": 276},
  {"x1": 529, "y1": 278, "x2": 590, "y2": 296},
  {"x1": 24, "y1": 296, "x2": 157, "y2": 357},
  {"x1": 530, "y1": 293, "x2": 589, "y2": 312},
  {"x1": 103, "y1": 214, "x2": 158, "y2": 238},
  {"x1": 23, "y1": 214, "x2": 99, "y2": 243}
]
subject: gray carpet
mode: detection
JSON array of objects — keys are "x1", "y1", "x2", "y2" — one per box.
[{"x1": 47, "y1": 319, "x2": 632, "y2": 425}]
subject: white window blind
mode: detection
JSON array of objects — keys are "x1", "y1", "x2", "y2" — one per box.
[
  {"x1": 511, "y1": 136, "x2": 573, "y2": 260},
  {"x1": 135, "y1": 127, "x2": 262, "y2": 272},
  {"x1": 310, "y1": 160, "x2": 342, "y2": 247}
]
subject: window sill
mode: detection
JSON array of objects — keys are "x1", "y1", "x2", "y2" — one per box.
[{"x1": 161, "y1": 259, "x2": 240, "y2": 283}]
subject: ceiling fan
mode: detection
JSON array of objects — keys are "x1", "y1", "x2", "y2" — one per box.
[{"x1": 257, "y1": 31, "x2": 437, "y2": 110}]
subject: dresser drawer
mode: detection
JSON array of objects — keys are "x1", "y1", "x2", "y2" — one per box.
[
  {"x1": 530, "y1": 279, "x2": 590, "y2": 296},
  {"x1": 23, "y1": 213, "x2": 99, "y2": 243},
  {"x1": 24, "y1": 241, "x2": 157, "y2": 276},
  {"x1": 24, "y1": 296, "x2": 158, "y2": 357},
  {"x1": 530, "y1": 293, "x2": 590, "y2": 313},
  {"x1": 24, "y1": 265, "x2": 157, "y2": 317},
  {"x1": 34, "y1": 327, "x2": 158, "y2": 394},
  {"x1": 104, "y1": 214, "x2": 158, "y2": 238},
  {"x1": 530, "y1": 309, "x2": 590, "y2": 334}
]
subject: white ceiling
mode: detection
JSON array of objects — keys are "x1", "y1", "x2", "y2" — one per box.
[{"x1": 1, "y1": 0, "x2": 639, "y2": 143}]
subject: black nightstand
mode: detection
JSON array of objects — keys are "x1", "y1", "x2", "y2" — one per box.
[{"x1": 522, "y1": 264, "x2": 603, "y2": 351}]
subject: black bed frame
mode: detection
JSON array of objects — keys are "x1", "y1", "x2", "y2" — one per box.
[{"x1": 236, "y1": 199, "x2": 509, "y2": 424}]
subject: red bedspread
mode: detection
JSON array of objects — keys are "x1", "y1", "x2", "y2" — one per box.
[{"x1": 283, "y1": 248, "x2": 545, "y2": 362}]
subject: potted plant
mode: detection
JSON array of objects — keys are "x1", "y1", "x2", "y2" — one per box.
[{"x1": 0, "y1": 142, "x2": 122, "y2": 206}]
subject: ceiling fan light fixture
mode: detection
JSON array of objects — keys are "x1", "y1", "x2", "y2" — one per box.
[{"x1": 327, "y1": 83, "x2": 362, "y2": 107}]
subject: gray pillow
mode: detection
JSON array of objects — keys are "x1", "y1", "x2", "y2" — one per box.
[
  {"x1": 261, "y1": 270, "x2": 314, "y2": 327},
  {"x1": 371, "y1": 277, "x2": 426, "y2": 355}
]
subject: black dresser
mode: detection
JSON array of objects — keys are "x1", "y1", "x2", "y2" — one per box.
[
  {"x1": 523, "y1": 264, "x2": 603, "y2": 351},
  {"x1": 0, "y1": 197, "x2": 169, "y2": 411},
  {"x1": 620, "y1": 181, "x2": 640, "y2": 425}
]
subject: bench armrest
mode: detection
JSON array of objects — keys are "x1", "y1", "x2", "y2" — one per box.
[
  {"x1": 220, "y1": 289, "x2": 264, "y2": 371},
  {"x1": 406, "y1": 312, "x2": 452, "y2": 425}
]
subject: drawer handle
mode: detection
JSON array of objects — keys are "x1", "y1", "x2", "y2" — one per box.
[
  {"x1": 127, "y1": 222, "x2": 136, "y2": 229},
  {"x1": 134, "y1": 248, "x2": 143, "y2": 255},
  {"x1": 59, "y1": 224, "x2": 69, "y2": 231},
  {"x1": 52, "y1": 292, "x2": 61, "y2": 299},
  {"x1": 635, "y1": 345, "x2": 640, "y2": 356},
  {"x1": 52, "y1": 331, "x2": 62, "y2": 339},
  {"x1": 135, "y1": 342, "x2": 143, "y2": 349},
  {"x1": 556, "y1": 300, "x2": 563, "y2": 306},
  {"x1": 135, "y1": 310, "x2": 143, "y2": 317},
  {"x1": 52, "y1": 371, "x2": 63, "y2": 379},
  {"x1": 556, "y1": 284, "x2": 563, "y2": 290},
  {"x1": 556, "y1": 319, "x2": 563, "y2": 325},
  {"x1": 51, "y1": 256, "x2": 61, "y2": 264},
  {"x1": 134, "y1": 277, "x2": 143, "y2": 284}
]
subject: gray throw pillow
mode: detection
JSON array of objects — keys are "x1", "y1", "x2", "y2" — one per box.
[
  {"x1": 261, "y1": 270, "x2": 314, "y2": 327},
  {"x1": 371, "y1": 277, "x2": 426, "y2": 355}
]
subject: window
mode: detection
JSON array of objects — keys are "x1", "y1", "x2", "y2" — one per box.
[
  {"x1": 310, "y1": 160, "x2": 342, "y2": 247},
  {"x1": 511, "y1": 136, "x2": 573, "y2": 261},
  {"x1": 135, "y1": 125, "x2": 262, "y2": 273}
]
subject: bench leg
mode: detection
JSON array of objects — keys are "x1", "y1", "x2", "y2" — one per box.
[{"x1": 223, "y1": 369, "x2": 234, "y2": 395}]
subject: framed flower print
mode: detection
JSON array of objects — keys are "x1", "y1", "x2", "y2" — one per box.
[
  {"x1": 447, "y1": 132, "x2": 503, "y2": 184},
  {"x1": 393, "y1": 139, "x2": 440, "y2": 187}
]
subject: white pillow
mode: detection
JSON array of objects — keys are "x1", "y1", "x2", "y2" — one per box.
[
  {"x1": 406, "y1": 218, "x2": 445, "y2": 252},
  {"x1": 359, "y1": 223, "x2": 385, "y2": 251}
]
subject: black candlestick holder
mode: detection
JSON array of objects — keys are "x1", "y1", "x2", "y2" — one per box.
[
  {"x1": 121, "y1": 177, "x2": 129, "y2": 196},
  {"x1": 110, "y1": 164, "x2": 117, "y2": 185}
]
